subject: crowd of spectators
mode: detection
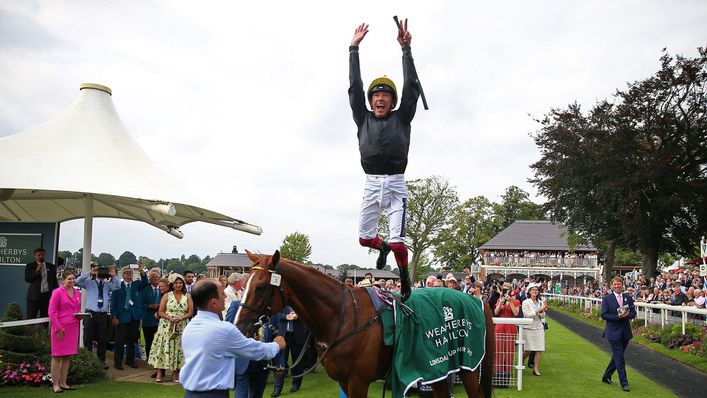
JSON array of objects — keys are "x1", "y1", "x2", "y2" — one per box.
[
  {"x1": 25, "y1": 246, "x2": 311, "y2": 398},
  {"x1": 551, "y1": 267, "x2": 707, "y2": 310},
  {"x1": 483, "y1": 250, "x2": 599, "y2": 268}
]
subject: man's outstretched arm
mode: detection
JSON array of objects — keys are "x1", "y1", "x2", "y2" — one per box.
[
  {"x1": 397, "y1": 19, "x2": 420, "y2": 125},
  {"x1": 349, "y1": 23, "x2": 368, "y2": 126}
]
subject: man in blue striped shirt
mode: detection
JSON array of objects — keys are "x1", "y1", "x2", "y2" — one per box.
[
  {"x1": 76, "y1": 265, "x2": 122, "y2": 369},
  {"x1": 181, "y1": 279, "x2": 285, "y2": 398}
]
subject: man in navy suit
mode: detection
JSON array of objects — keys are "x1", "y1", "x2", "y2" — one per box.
[
  {"x1": 111, "y1": 265, "x2": 148, "y2": 370},
  {"x1": 601, "y1": 276, "x2": 637, "y2": 392}
]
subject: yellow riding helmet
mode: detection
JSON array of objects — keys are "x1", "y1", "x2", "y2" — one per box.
[{"x1": 367, "y1": 76, "x2": 398, "y2": 108}]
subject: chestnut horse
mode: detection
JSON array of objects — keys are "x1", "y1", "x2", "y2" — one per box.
[{"x1": 236, "y1": 250, "x2": 494, "y2": 398}]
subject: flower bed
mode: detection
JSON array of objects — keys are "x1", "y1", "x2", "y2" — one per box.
[{"x1": 0, "y1": 302, "x2": 105, "y2": 387}]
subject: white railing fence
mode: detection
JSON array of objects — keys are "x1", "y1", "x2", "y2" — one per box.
[
  {"x1": 0, "y1": 316, "x2": 49, "y2": 328},
  {"x1": 542, "y1": 293, "x2": 707, "y2": 335},
  {"x1": 491, "y1": 317, "x2": 533, "y2": 391}
]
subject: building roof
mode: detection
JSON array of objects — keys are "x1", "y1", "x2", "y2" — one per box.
[
  {"x1": 206, "y1": 253, "x2": 253, "y2": 268},
  {"x1": 479, "y1": 220, "x2": 596, "y2": 252},
  {"x1": 206, "y1": 253, "x2": 400, "y2": 279}
]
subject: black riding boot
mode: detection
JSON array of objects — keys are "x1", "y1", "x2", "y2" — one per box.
[
  {"x1": 376, "y1": 241, "x2": 391, "y2": 270},
  {"x1": 399, "y1": 266, "x2": 411, "y2": 301}
]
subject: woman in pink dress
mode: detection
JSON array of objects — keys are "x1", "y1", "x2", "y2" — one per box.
[{"x1": 48, "y1": 271, "x2": 82, "y2": 393}]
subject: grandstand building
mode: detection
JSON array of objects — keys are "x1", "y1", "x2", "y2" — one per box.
[{"x1": 479, "y1": 220, "x2": 600, "y2": 286}]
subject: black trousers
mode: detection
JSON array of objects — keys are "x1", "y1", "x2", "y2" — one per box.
[
  {"x1": 142, "y1": 325, "x2": 158, "y2": 361},
  {"x1": 26, "y1": 292, "x2": 51, "y2": 319},
  {"x1": 114, "y1": 319, "x2": 140, "y2": 366},
  {"x1": 284, "y1": 332, "x2": 304, "y2": 387},
  {"x1": 84, "y1": 311, "x2": 109, "y2": 362}
]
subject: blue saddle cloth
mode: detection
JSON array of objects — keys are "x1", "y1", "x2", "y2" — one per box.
[{"x1": 364, "y1": 287, "x2": 395, "y2": 311}]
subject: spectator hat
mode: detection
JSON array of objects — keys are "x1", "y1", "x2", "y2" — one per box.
[
  {"x1": 168, "y1": 273, "x2": 184, "y2": 284},
  {"x1": 121, "y1": 266, "x2": 132, "y2": 276},
  {"x1": 358, "y1": 278, "x2": 372, "y2": 287}
]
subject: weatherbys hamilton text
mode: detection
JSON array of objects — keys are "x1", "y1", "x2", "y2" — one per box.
[
  {"x1": 0, "y1": 247, "x2": 27, "y2": 263},
  {"x1": 424, "y1": 318, "x2": 474, "y2": 348}
]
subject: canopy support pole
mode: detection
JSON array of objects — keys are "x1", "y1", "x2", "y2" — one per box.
[{"x1": 79, "y1": 196, "x2": 93, "y2": 344}]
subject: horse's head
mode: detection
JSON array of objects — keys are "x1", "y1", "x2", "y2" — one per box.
[{"x1": 235, "y1": 249, "x2": 287, "y2": 337}]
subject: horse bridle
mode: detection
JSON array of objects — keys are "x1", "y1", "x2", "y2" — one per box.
[{"x1": 239, "y1": 262, "x2": 287, "y2": 330}]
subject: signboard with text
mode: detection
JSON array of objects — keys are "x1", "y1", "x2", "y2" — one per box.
[
  {"x1": 0, "y1": 222, "x2": 59, "y2": 316},
  {"x1": 0, "y1": 233, "x2": 43, "y2": 266}
]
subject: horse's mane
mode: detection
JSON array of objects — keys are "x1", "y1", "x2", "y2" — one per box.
[{"x1": 277, "y1": 257, "x2": 345, "y2": 286}]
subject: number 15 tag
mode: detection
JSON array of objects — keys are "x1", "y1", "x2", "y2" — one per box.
[{"x1": 270, "y1": 273, "x2": 282, "y2": 287}]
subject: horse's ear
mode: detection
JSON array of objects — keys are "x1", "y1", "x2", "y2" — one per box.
[
  {"x1": 272, "y1": 250, "x2": 280, "y2": 267},
  {"x1": 246, "y1": 250, "x2": 259, "y2": 263}
]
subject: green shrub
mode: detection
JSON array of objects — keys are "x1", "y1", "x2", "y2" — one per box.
[
  {"x1": 0, "y1": 348, "x2": 37, "y2": 364},
  {"x1": 67, "y1": 348, "x2": 106, "y2": 384},
  {"x1": 30, "y1": 327, "x2": 51, "y2": 355},
  {"x1": 1, "y1": 302, "x2": 28, "y2": 336},
  {"x1": 0, "y1": 330, "x2": 35, "y2": 353}
]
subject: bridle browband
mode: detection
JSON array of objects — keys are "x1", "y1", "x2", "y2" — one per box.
[{"x1": 238, "y1": 263, "x2": 287, "y2": 327}]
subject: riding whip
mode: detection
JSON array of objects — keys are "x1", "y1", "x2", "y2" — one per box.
[{"x1": 394, "y1": 15, "x2": 429, "y2": 110}]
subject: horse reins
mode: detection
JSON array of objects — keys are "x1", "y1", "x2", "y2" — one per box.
[{"x1": 243, "y1": 261, "x2": 385, "y2": 379}]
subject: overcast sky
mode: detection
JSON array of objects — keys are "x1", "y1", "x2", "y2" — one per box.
[{"x1": 1, "y1": 1, "x2": 706, "y2": 267}]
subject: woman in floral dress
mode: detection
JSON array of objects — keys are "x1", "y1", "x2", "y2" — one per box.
[{"x1": 148, "y1": 273, "x2": 193, "y2": 383}]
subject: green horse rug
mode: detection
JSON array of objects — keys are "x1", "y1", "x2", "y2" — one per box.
[{"x1": 386, "y1": 288, "x2": 487, "y2": 397}]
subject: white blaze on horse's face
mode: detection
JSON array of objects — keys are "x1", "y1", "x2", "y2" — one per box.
[{"x1": 234, "y1": 271, "x2": 255, "y2": 325}]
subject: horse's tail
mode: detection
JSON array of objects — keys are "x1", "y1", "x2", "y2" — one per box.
[{"x1": 480, "y1": 302, "x2": 494, "y2": 398}]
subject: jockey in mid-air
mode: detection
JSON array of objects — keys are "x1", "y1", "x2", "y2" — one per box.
[{"x1": 348, "y1": 19, "x2": 421, "y2": 301}]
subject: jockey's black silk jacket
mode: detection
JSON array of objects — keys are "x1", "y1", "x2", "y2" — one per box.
[{"x1": 348, "y1": 45, "x2": 421, "y2": 175}]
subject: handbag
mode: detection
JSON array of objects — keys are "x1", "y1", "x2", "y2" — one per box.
[{"x1": 169, "y1": 322, "x2": 182, "y2": 340}]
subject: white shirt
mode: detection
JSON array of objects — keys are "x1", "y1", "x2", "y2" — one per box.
[
  {"x1": 180, "y1": 310, "x2": 280, "y2": 392},
  {"x1": 223, "y1": 285, "x2": 239, "y2": 317}
]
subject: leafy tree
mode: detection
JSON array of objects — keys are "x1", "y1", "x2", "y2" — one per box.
[
  {"x1": 493, "y1": 186, "x2": 544, "y2": 230},
  {"x1": 96, "y1": 252, "x2": 115, "y2": 266},
  {"x1": 279, "y1": 231, "x2": 312, "y2": 263},
  {"x1": 57, "y1": 250, "x2": 72, "y2": 260},
  {"x1": 201, "y1": 255, "x2": 212, "y2": 266},
  {"x1": 531, "y1": 48, "x2": 707, "y2": 277},
  {"x1": 186, "y1": 254, "x2": 201, "y2": 264},
  {"x1": 434, "y1": 196, "x2": 499, "y2": 271},
  {"x1": 138, "y1": 256, "x2": 156, "y2": 268},
  {"x1": 338, "y1": 268, "x2": 349, "y2": 281},
  {"x1": 406, "y1": 176, "x2": 459, "y2": 280},
  {"x1": 613, "y1": 249, "x2": 642, "y2": 266},
  {"x1": 118, "y1": 251, "x2": 138, "y2": 266}
]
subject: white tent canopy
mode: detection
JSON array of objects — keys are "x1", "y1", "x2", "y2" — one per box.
[{"x1": 0, "y1": 83, "x2": 262, "y2": 237}]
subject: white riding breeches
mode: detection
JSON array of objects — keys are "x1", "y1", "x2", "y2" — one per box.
[{"x1": 358, "y1": 174, "x2": 408, "y2": 243}]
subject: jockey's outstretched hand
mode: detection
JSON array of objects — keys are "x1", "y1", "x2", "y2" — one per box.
[
  {"x1": 396, "y1": 18, "x2": 411, "y2": 47},
  {"x1": 351, "y1": 23, "x2": 369, "y2": 46}
]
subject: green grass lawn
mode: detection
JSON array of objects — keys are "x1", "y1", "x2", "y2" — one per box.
[
  {"x1": 549, "y1": 303, "x2": 707, "y2": 373},
  {"x1": 0, "y1": 317, "x2": 675, "y2": 397}
]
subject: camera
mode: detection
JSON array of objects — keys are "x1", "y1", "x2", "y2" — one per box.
[{"x1": 96, "y1": 266, "x2": 110, "y2": 279}]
